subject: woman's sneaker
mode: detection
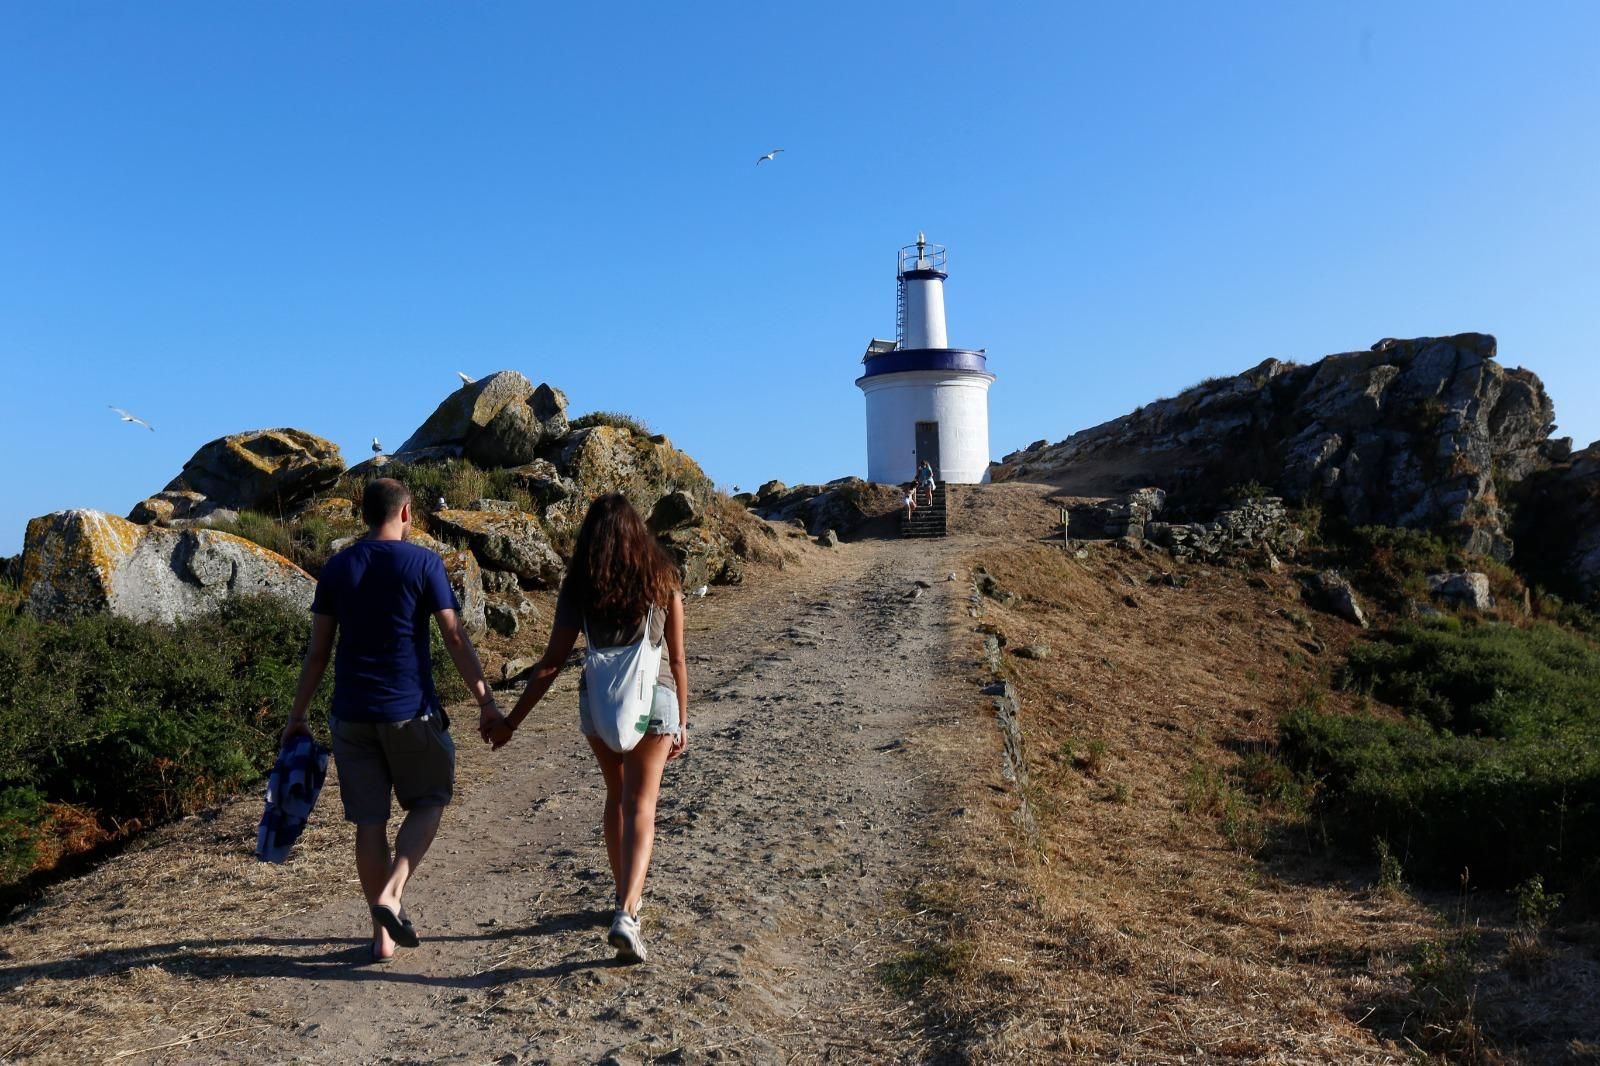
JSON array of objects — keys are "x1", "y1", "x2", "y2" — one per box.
[{"x1": 607, "y1": 909, "x2": 647, "y2": 963}]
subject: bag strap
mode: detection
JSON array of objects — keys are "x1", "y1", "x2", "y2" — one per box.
[{"x1": 582, "y1": 604, "x2": 663, "y2": 652}]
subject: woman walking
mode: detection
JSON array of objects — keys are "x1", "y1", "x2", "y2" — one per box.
[{"x1": 488, "y1": 493, "x2": 688, "y2": 963}]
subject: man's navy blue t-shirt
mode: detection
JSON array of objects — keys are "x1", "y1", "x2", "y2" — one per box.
[{"x1": 310, "y1": 539, "x2": 461, "y2": 723}]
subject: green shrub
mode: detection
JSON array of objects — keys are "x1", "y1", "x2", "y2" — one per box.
[
  {"x1": 0, "y1": 593, "x2": 470, "y2": 909},
  {"x1": 355, "y1": 461, "x2": 538, "y2": 520},
  {"x1": 0, "y1": 786, "x2": 46, "y2": 881},
  {"x1": 1280, "y1": 618, "x2": 1600, "y2": 890},
  {"x1": 1225, "y1": 480, "x2": 1272, "y2": 504},
  {"x1": 569, "y1": 411, "x2": 652, "y2": 436},
  {"x1": 208, "y1": 510, "x2": 360, "y2": 577}
]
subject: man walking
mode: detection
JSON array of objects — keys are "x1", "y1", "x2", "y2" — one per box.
[{"x1": 283, "y1": 478, "x2": 504, "y2": 961}]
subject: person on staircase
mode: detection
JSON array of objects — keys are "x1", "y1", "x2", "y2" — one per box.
[{"x1": 916, "y1": 460, "x2": 936, "y2": 507}]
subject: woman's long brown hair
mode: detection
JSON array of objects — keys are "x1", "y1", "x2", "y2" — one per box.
[{"x1": 563, "y1": 493, "x2": 681, "y2": 624}]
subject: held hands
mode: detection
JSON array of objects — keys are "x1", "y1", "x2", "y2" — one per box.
[{"x1": 477, "y1": 700, "x2": 511, "y2": 747}]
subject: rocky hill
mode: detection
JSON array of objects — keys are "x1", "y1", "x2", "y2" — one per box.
[
  {"x1": 996, "y1": 333, "x2": 1598, "y2": 602},
  {"x1": 15, "y1": 371, "x2": 782, "y2": 639}
]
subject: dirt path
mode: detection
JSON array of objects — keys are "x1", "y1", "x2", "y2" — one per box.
[{"x1": 0, "y1": 536, "x2": 979, "y2": 1065}]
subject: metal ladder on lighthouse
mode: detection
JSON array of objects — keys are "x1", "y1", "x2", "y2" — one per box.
[{"x1": 894, "y1": 276, "x2": 907, "y2": 346}]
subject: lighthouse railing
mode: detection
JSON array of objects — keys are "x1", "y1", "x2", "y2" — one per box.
[{"x1": 897, "y1": 243, "x2": 947, "y2": 276}]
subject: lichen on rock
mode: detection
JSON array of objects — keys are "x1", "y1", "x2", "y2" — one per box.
[
  {"x1": 163, "y1": 428, "x2": 344, "y2": 513},
  {"x1": 20, "y1": 509, "x2": 314, "y2": 624}
]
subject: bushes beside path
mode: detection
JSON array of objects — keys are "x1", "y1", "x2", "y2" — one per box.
[
  {"x1": 0, "y1": 589, "x2": 329, "y2": 913},
  {"x1": 1280, "y1": 615, "x2": 1600, "y2": 895}
]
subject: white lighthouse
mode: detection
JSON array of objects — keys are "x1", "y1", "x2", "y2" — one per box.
[{"x1": 857, "y1": 234, "x2": 995, "y2": 485}]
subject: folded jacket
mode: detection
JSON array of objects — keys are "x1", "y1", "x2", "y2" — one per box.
[{"x1": 255, "y1": 734, "x2": 330, "y2": 863}]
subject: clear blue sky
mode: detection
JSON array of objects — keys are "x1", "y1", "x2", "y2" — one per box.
[{"x1": 3, "y1": 2, "x2": 1597, "y2": 555}]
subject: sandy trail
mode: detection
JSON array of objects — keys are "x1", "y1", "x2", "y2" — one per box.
[{"x1": 0, "y1": 536, "x2": 978, "y2": 1065}]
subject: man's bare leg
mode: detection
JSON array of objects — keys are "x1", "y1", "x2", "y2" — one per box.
[
  {"x1": 355, "y1": 822, "x2": 395, "y2": 958},
  {"x1": 374, "y1": 804, "x2": 444, "y2": 917}
]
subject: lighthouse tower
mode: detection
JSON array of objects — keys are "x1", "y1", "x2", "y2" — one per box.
[{"x1": 856, "y1": 234, "x2": 995, "y2": 485}]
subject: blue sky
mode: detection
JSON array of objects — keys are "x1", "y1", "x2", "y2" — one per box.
[{"x1": 2, "y1": 2, "x2": 1597, "y2": 555}]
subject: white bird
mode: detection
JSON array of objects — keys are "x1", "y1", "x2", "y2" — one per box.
[
  {"x1": 109, "y1": 406, "x2": 154, "y2": 431},
  {"x1": 691, "y1": 585, "x2": 709, "y2": 599},
  {"x1": 371, "y1": 437, "x2": 382, "y2": 455},
  {"x1": 756, "y1": 148, "x2": 784, "y2": 166},
  {"x1": 458, "y1": 372, "x2": 475, "y2": 386}
]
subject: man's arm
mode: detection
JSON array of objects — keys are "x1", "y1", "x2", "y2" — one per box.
[
  {"x1": 283, "y1": 613, "x2": 337, "y2": 744},
  {"x1": 434, "y1": 608, "x2": 500, "y2": 738}
]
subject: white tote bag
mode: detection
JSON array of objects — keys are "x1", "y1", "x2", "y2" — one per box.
[{"x1": 583, "y1": 605, "x2": 665, "y2": 753}]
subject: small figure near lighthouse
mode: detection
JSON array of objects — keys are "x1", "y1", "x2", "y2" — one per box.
[{"x1": 856, "y1": 234, "x2": 995, "y2": 485}]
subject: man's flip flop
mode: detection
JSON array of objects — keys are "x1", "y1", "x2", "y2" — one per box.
[{"x1": 371, "y1": 904, "x2": 421, "y2": 948}]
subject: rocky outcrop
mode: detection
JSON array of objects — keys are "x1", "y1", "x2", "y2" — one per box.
[
  {"x1": 1070, "y1": 489, "x2": 1305, "y2": 562},
  {"x1": 1427, "y1": 571, "x2": 1493, "y2": 611},
  {"x1": 549, "y1": 426, "x2": 714, "y2": 535},
  {"x1": 1147, "y1": 497, "x2": 1306, "y2": 561},
  {"x1": 20, "y1": 509, "x2": 314, "y2": 624},
  {"x1": 1000, "y1": 334, "x2": 1558, "y2": 561},
  {"x1": 657, "y1": 525, "x2": 738, "y2": 591},
  {"x1": 127, "y1": 490, "x2": 238, "y2": 528},
  {"x1": 430, "y1": 509, "x2": 565, "y2": 588},
  {"x1": 1312, "y1": 570, "x2": 1369, "y2": 629},
  {"x1": 1085, "y1": 488, "x2": 1168, "y2": 540},
  {"x1": 162, "y1": 428, "x2": 344, "y2": 514},
  {"x1": 649, "y1": 490, "x2": 701, "y2": 532},
  {"x1": 1508, "y1": 441, "x2": 1600, "y2": 607},
  {"x1": 395, "y1": 372, "x2": 569, "y2": 467},
  {"x1": 753, "y1": 478, "x2": 901, "y2": 537},
  {"x1": 440, "y1": 549, "x2": 486, "y2": 638}
]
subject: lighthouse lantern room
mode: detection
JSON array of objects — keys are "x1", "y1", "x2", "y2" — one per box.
[{"x1": 856, "y1": 234, "x2": 995, "y2": 485}]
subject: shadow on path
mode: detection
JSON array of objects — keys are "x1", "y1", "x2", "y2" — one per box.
[{"x1": 0, "y1": 908, "x2": 619, "y2": 990}]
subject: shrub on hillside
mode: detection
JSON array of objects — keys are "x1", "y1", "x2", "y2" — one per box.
[
  {"x1": 0, "y1": 584, "x2": 479, "y2": 910},
  {"x1": 208, "y1": 510, "x2": 361, "y2": 577},
  {"x1": 0, "y1": 595, "x2": 329, "y2": 904},
  {"x1": 569, "y1": 411, "x2": 652, "y2": 436},
  {"x1": 1280, "y1": 618, "x2": 1600, "y2": 892},
  {"x1": 338, "y1": 461, "x2": 539, "y2": 521},
  {"x1": 1342, "y1": 525, "x2": 1526, "y2": 611}
]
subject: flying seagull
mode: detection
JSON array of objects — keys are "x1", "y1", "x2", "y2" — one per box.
[
  {"x1": 458, "y1": 371, "x2": 475, "y2": 386},
  {"x1": 109, "y1": 405, "x2": 154, "y2": 431},
  {"x1": 371, "y1": 437, "x2": 383, "y2": 455},
  {"x1": 756, "y1": 148, "x2": 784, "y2": 166}
]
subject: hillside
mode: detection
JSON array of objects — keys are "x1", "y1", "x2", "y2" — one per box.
[{"x1": 3, "y1": 339, "x2": 1599, "y2": 1063}]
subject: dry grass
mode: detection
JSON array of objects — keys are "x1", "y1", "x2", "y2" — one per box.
[{"x1": 914, "y1": 481, "x2": 1600, "y2": 1064}]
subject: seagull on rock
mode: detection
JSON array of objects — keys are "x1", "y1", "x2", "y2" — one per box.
[
  {"x1": 756, "y1": 148, "x2": 784, "y2": 166},
  {"x1": 371, "y1": 437, "x2": 383, "y2": 455},
  {"x1": 109, "y1": 406, "x2": 154, "y2": 431},
  {"x1": 458, "y1": 372, "x2": 475, "y2": 386}
]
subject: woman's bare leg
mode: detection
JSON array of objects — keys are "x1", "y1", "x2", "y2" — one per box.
[
  {"x1": 616, "y1": 735, "x2": 673, "y2": 915},
  {"x1": 586, "y1": 737, "x2": 627, "y2": 905}
]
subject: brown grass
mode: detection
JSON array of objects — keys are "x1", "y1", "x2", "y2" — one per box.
[{"x1": 913, "y1": 481, "x2": 1600, "y2": 1063}]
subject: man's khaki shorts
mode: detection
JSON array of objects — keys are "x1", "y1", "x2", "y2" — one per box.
[{"x1": 330, "y1": 713, "x2": 455, "y2": 825}]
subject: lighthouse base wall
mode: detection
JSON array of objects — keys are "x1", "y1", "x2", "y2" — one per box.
[{"x1": 858, "y1": 370, "x2": 995, "y2": 485}]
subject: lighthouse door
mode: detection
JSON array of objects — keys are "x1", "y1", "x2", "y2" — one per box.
[{"x1": 915, "y1": 422, "x2": 941, "y2": 480}]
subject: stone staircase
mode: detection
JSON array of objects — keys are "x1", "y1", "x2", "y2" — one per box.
[{"x1": 902, "y1": 484, "x2": 948, "y2": 538}]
